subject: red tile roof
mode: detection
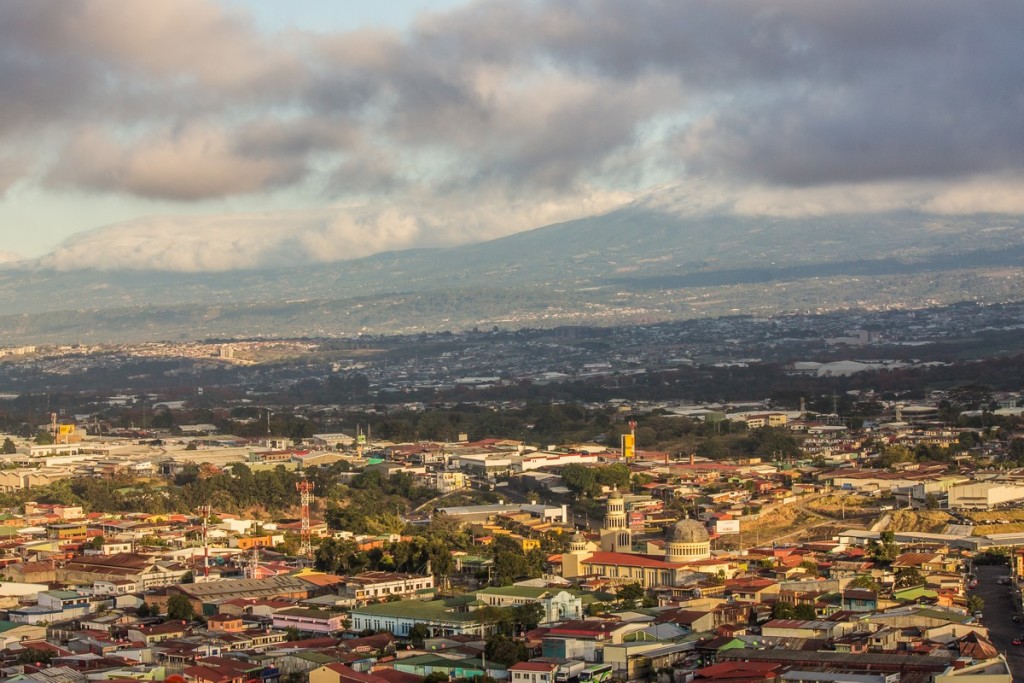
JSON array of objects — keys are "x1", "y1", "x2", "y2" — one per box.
[
  {"x1": 583, "y1": 551, "x2": 679, "y2": 569},
  {"x1": 509, "y1": 662, "x2": 560, "y2": 672}
]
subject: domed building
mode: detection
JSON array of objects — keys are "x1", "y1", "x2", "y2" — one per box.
[
  {"x1": 568, "y1": 532, "x2": 588, "y2": 554},
  {"x1": 665, "y1": 519, "x2": 711, "y2": 562}
]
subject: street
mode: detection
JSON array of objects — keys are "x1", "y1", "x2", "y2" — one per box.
[{"x1": 973, "y1": 565, "x2": 1024, "y2": 682}]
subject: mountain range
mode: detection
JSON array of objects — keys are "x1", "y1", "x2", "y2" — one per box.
[{"x1": 3, "y1": 201, "x2": 1024, "y2": 345}]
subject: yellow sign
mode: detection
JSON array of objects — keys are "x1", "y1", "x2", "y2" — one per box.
[{"x1": 622, "y1": 433, "x2": 635, "y2": 458}]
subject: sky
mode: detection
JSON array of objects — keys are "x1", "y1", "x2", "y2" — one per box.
[{"x1": 1, "y1": 0, "x2": 1022, "y2": 272}]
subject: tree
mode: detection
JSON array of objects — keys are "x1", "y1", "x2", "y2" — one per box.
[
  {"x1": 751, "y1": 427, "x2": 801, "y2": 459},
  {"x1": 423, "y1": 673, "x2": 450, "y2": 683},
  {"x1": 180, "y1": 570, "x2": 194, "y2": 584},
  {"x1": 284, "y1": 626, "x2": 302, "y2": 642},
  {"x1": 798, "y1": 560, "x2": 819, "y2": 577},
  {"x1": 877, "y1": 445, "x2": 915, "y2": 468},
  {"x1": 617, "y1": 582, "x2": 647, "y2": 609},
  {"x1": 771, "y1": 602, "x2": 796, "y2": 619},
  {"x1": 492, "y1": 537, "x2": 542, "y2": 586},
  {"x1": 967, "y1": 595, "x2": 985, "y2": 614},
  {"x1": 1, "y1": 437, "x2": 15, "y2": 454},
  {"x1": 166, "y1": 594, "x2": 196, "y2": 621},
  {"x1": 848, "y1": 575, "x2": 880, "y2": 592},
  {"x1": 365, "y1": 512, "x2": 407, "y2": 536},
  {"x1": 90, "y1": 535, "x2": 105, "y2": 550},
  {"x1": 794, "y1": 604, "x2": 817, "y2": 620},
  {"x1": 894, "y1": 567, "x2": 925, "y2": 589},
  {"x1": 868, "y1": 531, "x2": 899, "y2": 564},
  {"x1": 561, "y1": 464, "x2": 598, "y2": 497},
  {"x1": 485, "y1": 634, "x2": 529, "y2": 667},
  {"x1": 137, "y1": 602, "x2": 152, "y2": 618},
  {"x1": 511, "y1": 602, "x2": 545, "y2": 632},
  {"x1": 475, "y1": 605, "x2": 514, "y2": 636},
  {"x1": 409, "y1": 623, "x2": 430, "y2": 649},
  {"x1": 15, "y1": 648, "x2": 54, "y2": 665}
]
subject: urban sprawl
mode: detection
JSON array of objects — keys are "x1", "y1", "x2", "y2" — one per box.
[{"x1": 1, "y1": 309, "x2": 1024, "y2": 683}]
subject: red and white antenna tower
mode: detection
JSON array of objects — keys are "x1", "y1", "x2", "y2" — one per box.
[
  {"x1": 296, "y1": 479, "x2": 315, "y2": 557},
  {"x1": 197, "y1": 504, "x2": 212, "y2": 579},
  {"x1": 247, "y1": 543, "x2": 260, "y2": 579}
]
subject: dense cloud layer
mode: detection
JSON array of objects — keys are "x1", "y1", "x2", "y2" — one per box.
[{"x1": 1, "y1": 0, "x2": 1021, "y2": 270}]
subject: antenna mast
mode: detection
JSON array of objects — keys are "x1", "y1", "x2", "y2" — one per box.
[
  {"x1": 296, "y1": 479, "x2": 315, "y2": 558},
  {"x1": 247, "y1": 543, "x2": 260, "y2": 579}
]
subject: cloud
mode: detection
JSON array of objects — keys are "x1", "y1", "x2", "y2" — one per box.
[
  {"x1": 44, "y1": 121, "x2": 353, "y2": 200},
  {"x1": 37, "y1": 187, "x2": 634, "y2": 272},
  {"x1": 645, "y1": 175, "x2": 1024, "y2": 220},
  {"x1": 1, "y1": 0, "x2": 1022, "y2": 270},
  {"x1": 0, "y1": 154, "x2": 28, "y2": 197}
]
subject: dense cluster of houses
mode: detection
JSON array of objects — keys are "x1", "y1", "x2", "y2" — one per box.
[
  {"x1": 0, "y1": 487, "x2": 1017, "y2": 683},
  {"x1": 3, "y1": 397, "x2": 1024, "y2": 683}
]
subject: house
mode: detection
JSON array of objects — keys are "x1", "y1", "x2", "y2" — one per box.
[
  {"x1": 840, "y1": 589, "x2": 878, "y2": 612},
  {"x1": 508, "y1": 661, "x2": 560, "y2": 683},
  {"x1": 127, "y1": 621, "x2": 190, "y2": 644},
  {"x1": 541, "y1": 620, "x2": 645, "y2": 662},
  {"x1": 57, "y1": 553, "x2": 188, "y2": 589},
  {"x1": 348, "y1": 597, "x2": 487, "y2": 638},
  {"x1": 390, "y1": 654, "x2": 508, "y2": 681},
  {"x1": 725, "y1": 577, "x2": 779, "y2": 603},
  {"x1": 475, "y1": 586, "x2": 584, "y2": 624},
  {"x1": 310, "y1": 663, "x2": 390, "y2": 683},
  {"x1": 8, "y1": 590, "x2": 92, "y2": 625},
  {"x1": 694, "y1": 661, "x2": 781, "y2": 682},
  {"x1": 183, "y1": 656, "x2": 274, "y2": 683},
  {"x1": 3, "y1": 561, "x2": 57, "y2": 584},
  {"x1": 342, "y1": 571, "x2": 435, "y2": 604},
  {"x1": 271, "y1": 608, "x2": 347, "y2": 634},
  {"x1": 157, "y1": 575, "x2": 313, "y2": 614},
  {"x1": 207, "y1": 614, "x2": 245, "y2": 633},
  {"x1": 761, "y1": 619, "x2": 852, "y2": 640},
  {"x1": 0, "y1": 621, "x2": 47, "y2": 648}
]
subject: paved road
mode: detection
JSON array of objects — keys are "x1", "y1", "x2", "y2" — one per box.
[{"x1": 973, "y1": 565, "x2": 1024, "y2": 682}]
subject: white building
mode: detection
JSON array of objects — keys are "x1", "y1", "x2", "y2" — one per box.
[{"x1": 947, "y1": 483, "x2": 1024, "y2": 510}]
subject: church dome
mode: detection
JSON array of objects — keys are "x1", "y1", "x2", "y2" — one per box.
[
  {"x1": 570, "y1": 532, "x2": 586, "y2": 543},
  {"x1": 669, "y1": 519, "x2": 709, "y2": 544},
  {"x1": 608, "y1": 486, "x2": 623, "y2": 499}
]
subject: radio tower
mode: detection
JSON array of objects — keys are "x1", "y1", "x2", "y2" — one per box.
[
  {"x1": 247, "y1": 543, "x2": 260, "y2": 579},
  {"x1": 296, "y1": 479, "x2": 315, "y2": 558},
  {"x1": 197, "y1": 505, "x2": 212, "y2": 579}
]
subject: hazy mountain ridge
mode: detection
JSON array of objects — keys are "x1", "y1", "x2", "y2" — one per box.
[{"x1": 1, "y1": 207, "x2": 1023, "y2": 344}]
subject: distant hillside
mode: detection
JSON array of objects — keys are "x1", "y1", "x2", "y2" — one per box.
[{"x1": 1, "y1": 205, "x2": 1023, "y2": 344}]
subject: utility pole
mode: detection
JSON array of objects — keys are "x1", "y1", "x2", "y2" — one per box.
[{"x1": 198, "y1": 504, "x2": 212, "y2": 579}]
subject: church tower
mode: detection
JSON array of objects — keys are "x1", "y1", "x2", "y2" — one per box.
[
  {"x1": 562, "y1": 532, "x2": 589, "y2": 578},
  {"x1": 600, "y1": 487, "x2": 633, "y2": 552}
]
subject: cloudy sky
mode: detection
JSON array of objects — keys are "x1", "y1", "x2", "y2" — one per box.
[{"x1": 1, "y1": 0, "x2": 1022, "y2": 272}]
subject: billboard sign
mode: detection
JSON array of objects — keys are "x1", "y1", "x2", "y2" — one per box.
[
  {"x1": 715, "y1": 519, "x2": 740, "y2": 535},
  {"x1": 629, "y1": 510, "x2": 646, "y2": 531}
]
